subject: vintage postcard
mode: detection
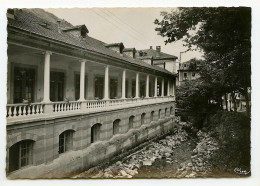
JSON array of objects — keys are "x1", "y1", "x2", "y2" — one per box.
[{"x1": 1, "y1": 1, "x2": 259, "y2": 186}]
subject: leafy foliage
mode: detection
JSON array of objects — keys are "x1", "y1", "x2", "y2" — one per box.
[
  {"x1": 155, "y1": 7, "x2": 251, "y2": 116},
  {"x1": 208, "y1": 111, "x2": 250, "y2": 175}
]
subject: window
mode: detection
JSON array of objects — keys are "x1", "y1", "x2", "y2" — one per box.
[
  {"x1": 129, "y1": 116, "x2": 135, "y2": 130},
  {"x1": 164, "y1": 81, "x2": 167, "y2": 96},
  {"x1": 59, "y1": 130, "x2": 73, "y2": 154},
  {"x1": 140, "y1": 80, "x2": 145, "y2": 97},
  {"x1": 91, "y1": 123, "x2": 102, "y2": 143},
  {"x1": 74, "y1": 74, "x2": 87, "y2": 100},
  {"x1": 150, "y1": 111, "x2": 154, "y2": 122},
  {"x1": 13, "y1": 67, "x2": 35, "y2": 103},
  {"x1": 183, "y1": 73, "x2": 188, "y2": 80},
  {"x1": 110, "y1": 78, "x2": 118, "y2": 99},
  {"x1": 149, "y1": 82, "x2": 153, "y2": 97},
  {"x1": 125, "y1": 79, "x2": 128, "y2": 98},
  {"x1": 192, "y1": 72, "x2": 196, "y2": 77},
  {"x1": 131, "y1": 80, "x2": 136, "y2": 98},
  {"x1": 184, "y1": 64, "x2": 187, "y2": 67},
  {"x1": 95, "y1": 76, "x2": 104, "y2": 99},
  {"x1": 141, "y1": 113, "x2": 146, "y2": 125},
  {"x1": 50, "y1": 71, "x2": 65, "y2": 101},
  {"x1": 165, "y1": 108, "x2": 168, "y2": 117},
  {"x1": 158, "y1": 109, "x2": 161, "y2": 120},
  {"x1": 9, "y1": 140, "x2": 34, "y2": 172},
  {"x1": 113, "y1": 119, "x2": 120, "y2": 135}
]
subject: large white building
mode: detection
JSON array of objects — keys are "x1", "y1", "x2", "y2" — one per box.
[{"x1": 6, "y1": 9, "x2": 178, "y2": 178}]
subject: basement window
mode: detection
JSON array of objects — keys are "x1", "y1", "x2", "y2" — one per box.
[
  {"x1": 91, "y1": 123, "x2": 102, "y2": 143},
  {"x1": 9, "y1": 140, "x2": 34, "y2": 172},
  {"x1": 129, "y1": 116, "x2": 135, "y2": 130},
  {"x1": 59, "y1": 130, "x2": 73, "y2": 154},
  {"x1": 113, "y1": 119, "x2": 120, "y2": 135},
  {"x1": 150, "y1": 111, "x2": 154, "y2": 122},
  {"x1": 141, "y1": 113, "x2": 146, "y2": 125},
  {"x1": 165, "y1": 108, "x2": 168, "y2": 117},
  {"x1": 158, "y1": 109, "x2": 161, "y2": 120}
]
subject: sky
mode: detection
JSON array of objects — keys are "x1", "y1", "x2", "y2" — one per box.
[{"x1": 45, "y1": 8, "x2": 203, "y2": 63}]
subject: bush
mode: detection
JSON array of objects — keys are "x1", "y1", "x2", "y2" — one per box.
[{"x1": 206, "y1": 111, "x2": 250, "y2": 176}]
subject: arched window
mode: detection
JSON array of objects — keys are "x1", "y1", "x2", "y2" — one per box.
[
  {"x1": 91, "y1": 123, "x2": 102, "y2": 143},
  {"x1": 113, "y1": 119, "x2": 120, "y2": 135},
  {"x1": 141, "y1": 113, "x2": 146, "y2": 125},
  {"x1": 129, "y1": 116, "x2": 135, "y2": 130},
  {"x1": 9, "y1": 140, "x2": 34, "y2": 172},
  {"x1": 165, "y1": 108, "x2": 168, "y2": 117},
  {"x1": 158, "y1": 109, "x2": 161, "y2": 120},
  {"x1": 150, "y1": 111, "x2": 154, "y2": 122},
  {"x1": 59, "y1": 130, "x2": 74, "y2": 154}
]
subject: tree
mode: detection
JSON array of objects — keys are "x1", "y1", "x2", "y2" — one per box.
[{"x1": 155, "y1": 7, "x2": 251, "y2": 116}]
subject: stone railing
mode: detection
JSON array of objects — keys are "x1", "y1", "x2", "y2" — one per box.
[
  {"x1": 86, "y1": 100, "x2": 106, "y2": 109},
  {"x1": 6, "y1": 96, "x2": 175, "y2": 119},
  {"x1": 53, "y1": 101, "x2": 81, "y2": 113},
  {"x1": 6, "y1": 103, "x2": 45, "y2": 118}
]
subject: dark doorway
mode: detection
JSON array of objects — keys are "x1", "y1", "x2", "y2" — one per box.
[
  {"x1": 50, "y1": 71, "x2": 65, "y2": 101},
  {"x1": 13, "y1": 67, "x2": 35, "y2": 103}
]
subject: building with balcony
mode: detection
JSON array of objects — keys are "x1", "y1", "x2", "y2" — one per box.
[{"x1": 6, "y1": 9, "x2": 177, "y2": 178}]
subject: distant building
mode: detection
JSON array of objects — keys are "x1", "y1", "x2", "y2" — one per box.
[
  {"x1": 136, "y1": 46, "x2": 178, "y2": 74},
  {"x1": 177, "y1": 58, "x2": 201, "y2": 86}
]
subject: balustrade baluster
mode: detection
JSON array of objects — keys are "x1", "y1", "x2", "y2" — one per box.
[
  {"x1": 35, "y1": 105, "x2": 38, "y2": 115},
  {"x1": 8, "y1": 106, "x2": 12, "y2": 117},
  {"x1": 22, "y1": 106, "x2": 26, "y2": 116},
  {"x1": 39, "y1": 105, "x2": 43, "y2": 114},
  {"x1": 18, "y1": 106, "x2": 22, "y2": 117}
]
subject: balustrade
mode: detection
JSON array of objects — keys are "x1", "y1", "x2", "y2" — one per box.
[
  {"x1": 6, "y1": 103, "x2": 44, "y2": 118},
  {"x1": 6, "y1": 96, "x2": 174, "y2": 119},
  {"x1": 53, "y1": 101, "x2": 81, "y2": 113}
]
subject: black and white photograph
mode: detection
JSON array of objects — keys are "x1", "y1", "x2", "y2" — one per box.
[{"x1": 1, "y1": 0, "x2": 259, "y2": 185}]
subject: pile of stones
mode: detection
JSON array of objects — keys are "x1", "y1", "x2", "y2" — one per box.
[
  {"x1": 75, "y1": 126, "x2": 189, "y2": 178},
  {"x1": 176, "y1": 130, "x2": 219, "y2": 178}
]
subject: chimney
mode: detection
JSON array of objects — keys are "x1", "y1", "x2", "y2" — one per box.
[
  {"x1": 150, "y1": 46, "x2": 153, "y2": 49},
  {"x1": 57, "y1": 19, "x2": 62, "y2": 33},
  {"x1": 156, "y1": 46, "x2": 161, "y2": 57}
]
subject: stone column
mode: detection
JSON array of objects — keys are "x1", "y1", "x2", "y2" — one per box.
[
  {"x1": 161, "y1": 78, "x2": 164, "y2": 97},
  {"x1": 167, "y1": 80, "x2": 170, "y2": 96},
  {"x1": 145, "y1": 74, "x2": 149, "y2": 98},
  {"x1": 154, "y1": 76, "x2": 157, "y2": 97},
  {"x1": 43, "y1": 51, "x2": 52, "y2": 103},
  {"x1": 135, "y1": 72, "x2": 139, "y2": 98},
  {"x1": 104, "y1": 65, "x2": 109, "y2": 100},
  {"x1": 79, "y1": 59, "x2": 86, "y2": 101},
  {"x1": 122, "y1": 69, "x2": 126, "y2": 99}
]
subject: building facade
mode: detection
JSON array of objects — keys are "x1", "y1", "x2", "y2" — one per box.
[
  {"x1": 6, "y1": 9, "x2": 177, "y2": 178},
  {"x1": 177, "y1": 59, "x2": 200, "y2": 86},
  {"x1": 136, "y1": 46, "x2": 178, "y2": 74}
]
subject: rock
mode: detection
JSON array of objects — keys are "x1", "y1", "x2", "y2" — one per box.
[{"x1": 142, "y1": 159, "x2": 152, "y2": 166}]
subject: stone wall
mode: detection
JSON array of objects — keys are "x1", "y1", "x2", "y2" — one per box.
[{"x1": 7, "y1": 101, "x2": 176, "y2": 178}]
